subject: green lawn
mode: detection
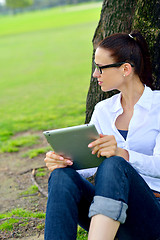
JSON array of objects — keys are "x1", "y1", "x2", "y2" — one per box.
[
  {"x1": 0, "y1": 2, "x2": 102, "y2": 143},
  {"x1": 0, "y1": 4, "x2": 101, "y2": 237}
]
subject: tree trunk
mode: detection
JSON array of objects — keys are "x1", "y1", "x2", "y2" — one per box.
[
  {"x1": 132, "y1": 0, "x2": 160, "y2": 90},
  {"x1": 85, "y1": 0, "x2": 136, "y2": 123},
  {"x1": 85, "y1": 0, "x2": 160, "y2": 123}
]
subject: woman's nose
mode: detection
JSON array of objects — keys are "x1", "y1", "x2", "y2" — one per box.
[{"x1": 93, "y1": 68, "x2": 101, "y2": 78}]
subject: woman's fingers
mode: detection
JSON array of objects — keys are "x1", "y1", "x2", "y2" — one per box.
[
  {"x1": 88, "y1": 135, "x2": 112, "y2": 148},
  {"x1": 44, "y1": 157, "x2": 73, "y2": 165},
  {"x1": 44, "y1": 151, "x2": 73, "y2": 171},
  {"x1": 90, "y1": 138, "x2": 115, "y2": 154},
  {"x1": 44, "y1": 158, "x2": 71, "y2": 165},
  {"x1": 45, "y1": 151, "x2": 72, "y2": 163},
  {"x1": 91, "y1": 142, "x2": 110, "y2": 154},
  {"x1": 97, "y1": 145, "x2": 117, "y2": 158},
  {"x1": 47, "y1": 163, "x2": 68, "y2": 171},
  {"x1": 88, "y1": 135, "x2": 118, "y2": 158},
  {"x1": 46, "y1": 151, "x2": 64, "y2": 161}
]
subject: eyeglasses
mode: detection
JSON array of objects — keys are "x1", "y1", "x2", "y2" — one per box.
[{"x1": 94, "y1": 61, "x2": 134, "y2": 74}]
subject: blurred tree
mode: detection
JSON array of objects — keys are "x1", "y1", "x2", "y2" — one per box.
[
  {"x1": 85, "y1": 0, "x2": 160, "y2": 123},
  {"x1": 6, "y1": 0, "x2": 34, "y2": 9}
]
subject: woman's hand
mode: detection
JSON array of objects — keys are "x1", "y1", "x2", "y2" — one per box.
[
  {"x1": 88, "y1": 134, "x2": 118, "y2": 158},
  {"x1": 44, "y1": 151, "x2": 73, "y2": 172},
  {"x1": 88, "y1": 134, "x2": 129, "y2": 161}
]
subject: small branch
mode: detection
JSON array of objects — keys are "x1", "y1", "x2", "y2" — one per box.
[
  {"x1": 31, "y1": 169, "x2": 48, "y2": 198},
  {"x1": 19, "y1": 166, "x2": 47, "y2": 175},
  {"x1": 19, "y1": 193, "x2": 38, "y2": 198}
]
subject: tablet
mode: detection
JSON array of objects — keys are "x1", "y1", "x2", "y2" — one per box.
[{"x1": 43, "y1": 124, "x2": 105, "y2": 170}]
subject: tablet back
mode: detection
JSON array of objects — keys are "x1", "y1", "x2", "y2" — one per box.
[{"x1": 43, "y1": 124, "x2": 105, "y2": 170}]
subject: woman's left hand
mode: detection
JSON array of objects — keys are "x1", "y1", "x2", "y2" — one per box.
[
  {"x1": 88, "y1": 134, "x2": 120, "y2": 158},
  {"x1": 88, "y1": 134, "x2": 129, "y2": 161}
]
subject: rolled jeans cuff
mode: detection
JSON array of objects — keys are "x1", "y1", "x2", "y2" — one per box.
[{"x1": 88, "y1": 196, "x2": 128, "y2": 224}]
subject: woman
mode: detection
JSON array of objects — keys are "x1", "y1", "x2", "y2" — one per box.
[{"x1": 44, "y1": 30, "x2": 160, "y2": 240}]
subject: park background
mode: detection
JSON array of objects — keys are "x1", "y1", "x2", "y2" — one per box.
[
  {"x1": 0, "y1": 0, "x2": 160, "y2": 239},
  {"x1": 0, "y1": 1, "x2": 102, "y2": 239}
]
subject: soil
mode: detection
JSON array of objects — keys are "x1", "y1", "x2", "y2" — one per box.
[
  {"x1": 0, "y1": 131, "x2": 95, "y2": 240},
  {"x1": 0, "y1": 131, "x2": 50, "y2": 240}
]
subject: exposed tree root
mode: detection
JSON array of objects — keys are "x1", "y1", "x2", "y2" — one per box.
[
  {"x1": 31, "y1": 169, "x2": 48, "y2": 198},
  {"x1": 19, "y1": 166, "x2": 47, "y2": 175}
]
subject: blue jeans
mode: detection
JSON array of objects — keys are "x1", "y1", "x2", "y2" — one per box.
[{"x1": 44, "y1": 156, "x2": 160, "y2": 240}]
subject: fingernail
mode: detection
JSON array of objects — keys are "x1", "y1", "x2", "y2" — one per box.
[
  {"x1": 60, "y1": 157, "x2": 64, "y2": 160},
  {"x1": 92, "y1": 151, "x2": 94, "y2": 154},
  {"x1": 88, "y1": 143, "x2": 92, "y2": 147},
  {"x1": 67, "y1": 160, "x2": 73, "y2": 165}
]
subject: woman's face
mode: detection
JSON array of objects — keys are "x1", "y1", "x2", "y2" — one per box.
[{"x1": 93, "y1": 47, "x2": 125, "y2": 92}]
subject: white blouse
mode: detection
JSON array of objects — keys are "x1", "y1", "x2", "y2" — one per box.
[{"x1": 78, "y1": 85, "x2": 160, "y2": 193}]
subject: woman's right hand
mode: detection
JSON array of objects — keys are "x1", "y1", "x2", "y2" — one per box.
[{"x1": 44, "y1": 151, "x2": 73, "y2": 172}]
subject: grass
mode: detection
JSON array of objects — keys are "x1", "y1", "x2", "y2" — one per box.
[
  {"x1": 0, "y1": 218, "x2": 20, "y2": 231},
  {"x1": 0, "y1": 135, "x2": 40, "y2": 153},
  {"x1": 35, "y1": 167, "x2": 48, "y2": 177},
  {"x1": 0, "y1": 2, "x2": 101, "y2": 145},
  {"x1": 36, "y1": 222, "x2": 45, "y2": 230},
  {"x1": 0, "y1": 208, "x2": 45, "y2": 219},
  {"x1": 0, "y1": 208, "x2": 88, "y2": 238},
  {"x1": 20, "y1": 185, "x2": 39, "y2": 196},
  {"x1": 22, "y1": 146, "x2": 51, "y2": 158},
  {"x1": 77, "y1": 226, "x2": 88, "y2": 239},
  {"x1": 0, "y1": 3, "x2": 100, "y2": 239},
  {"x1": 0, "y1": 208, "x2": 45, "y2": 231}
]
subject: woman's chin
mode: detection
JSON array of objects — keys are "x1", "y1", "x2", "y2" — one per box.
[
  {"x1": 101, "y1": 86, "x2": 116, "y2": 92},
  {"x1": 101, "y1": 86, "x2": 111, "y2": 92}
]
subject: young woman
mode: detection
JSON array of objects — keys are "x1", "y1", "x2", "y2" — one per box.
[{"x1": 44, "y1": 30, "x2": 160, "y2": 240}]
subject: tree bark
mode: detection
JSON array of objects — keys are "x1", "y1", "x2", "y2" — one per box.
[
  {"x1": 132, "y1": 0, "x2": 160, "y2": 90},
  {"x1": 85, "y1": 0, "x2": 160, "y2": 123},
  {"x1": 85, "y1": 0, "x2": 136, "y2": 123}
]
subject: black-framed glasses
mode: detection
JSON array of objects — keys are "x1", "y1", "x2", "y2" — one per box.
[{"x1": 94, "y1": 60, "x2": 134, "y2": 74}]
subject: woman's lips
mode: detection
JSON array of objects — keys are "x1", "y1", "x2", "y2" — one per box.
[{"x1": 98, "y1": 81, "x2": 103, "y2": 85}]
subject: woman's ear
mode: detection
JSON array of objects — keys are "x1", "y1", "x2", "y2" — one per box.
[{"x1": 122, "y1": 63, "x2": 133, "y2": 77}]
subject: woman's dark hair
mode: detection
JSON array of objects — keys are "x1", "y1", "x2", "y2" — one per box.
[{"x1": 98, "y1": 30, "x2": 154, "y2": 89}]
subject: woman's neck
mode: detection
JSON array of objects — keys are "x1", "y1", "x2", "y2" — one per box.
[{"x1": 120, "y1": 77, "x2": 145, "y2": 111}]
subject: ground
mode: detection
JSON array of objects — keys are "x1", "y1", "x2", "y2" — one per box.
[
  {"x1": 0, "y1": 131, "x2": 49, "y2": 239},
  {"x1": 0, "y1": 131, "x2": 94, "y2": 239}
]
